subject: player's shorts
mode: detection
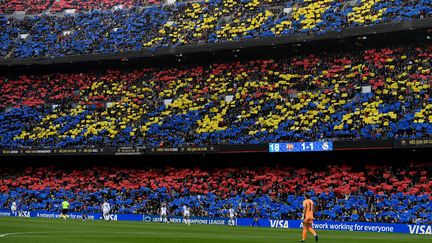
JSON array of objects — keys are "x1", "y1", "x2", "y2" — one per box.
[
  {"x1": 229, "y1": 214, "x2": 234, "y2": 219},
  {"x1": 11, "y1": 206, "x2": 16, "y2": 212},
  {"x1": 183, "y1": 212, "x2": 190, "y2": 217},
  {"x1": 160, "y1": 212, "x2": 167, "y2": 216},
  {"x1": 61, "y1": 209, "x2": 68, "y2": 215},
  {"x1": 103, "y1": 210, "x2": 110, "y2": 215},
  {"x1": 303, "y1": 218, "x2": 314, "y2": 225}
]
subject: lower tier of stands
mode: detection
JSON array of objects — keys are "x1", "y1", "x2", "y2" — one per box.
[{"x1": 0, "y1": 162, "x2": 430, "y2": 224}]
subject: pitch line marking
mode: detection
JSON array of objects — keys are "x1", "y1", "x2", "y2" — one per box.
[
  {"x1": 0, "y1": 231, "x2": 296, "y2": 239},
  {"x1": 0, "y1": 231, "x2": 424, "y2": 240},
  {"x1": 0, "y1": 232, "x2": 36, "y2": 237},
  {"x1": 0, "y1": 231, "x2": 81, "y2": 238}
]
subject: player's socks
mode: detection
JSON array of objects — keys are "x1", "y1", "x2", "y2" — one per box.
[
  {"x1": 314, "y1": 234, "x2": 319, "y2": 242},
  {"x1": 298, "y1": 240, "x2": 305, "y2": 242}
]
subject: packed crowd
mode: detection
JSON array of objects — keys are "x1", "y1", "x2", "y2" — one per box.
[
  {"x1": 0, "y1": 43, "x2": 431, "y2": 148},
  {"x1": 0, "y1": 0, "x2": 431, "y2": 58},
  {"x1": 50, "y1": 0, "x2": 162, "y2": 13},
  {"x1": 0, "y1": 162, "x2": 430, "y2": 224},
  {"x1": 0, "y1": 0, "x2": 162, "y2": 14},
  {"x1": 0, "y1": 0, "x2": 51, "y2": 14}
]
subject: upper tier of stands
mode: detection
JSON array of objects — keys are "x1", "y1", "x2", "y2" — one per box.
[
  {"x1": 0, "y1": 42, "x2": 430, "y2": 148},
  {"x1": 0, "y1": 162, "x2": 430, "y2": 223},
  {"x1": 0, "y1": 0, "x2": 161, "y2": 14},
  {"x1": 50, "y1": 0, "x2": 162, "y2": 13},
  {"x1": 0, "y1": 0, "x2": 431, "y2": 58}
]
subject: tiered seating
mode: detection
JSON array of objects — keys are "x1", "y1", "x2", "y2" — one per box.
[
  {"x1": 0, "y1": 72, "x2": 94, "y2": 108},
  {"x1": 0, "y1": 43, "x2": 431, "y2": 148},
  {"x1": 0, "y1": 16, "x2": 15, "y2": 56},
  {"x1": 50, "y1": 0, "x2": 162, "y2": 13},
  {"x1": 10, "y1": 7, "x2": 170, "y2": 58},
  {"x1": 1, "y1": 0, "x2": 431, "y2": 58},
  {"x1": 0, "y1": 0, "x2": 51, "y2": 14},
  {"x1": 0, "y1": 162, "x2": 430, "y2": 223},
  {"x1": 0, "y1": 0, "x2": 162, "y2": 14}
]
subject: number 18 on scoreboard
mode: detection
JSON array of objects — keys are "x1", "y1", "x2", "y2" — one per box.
[{"x1": 269, "y1": 141, "x2": 333, "y2": 153}]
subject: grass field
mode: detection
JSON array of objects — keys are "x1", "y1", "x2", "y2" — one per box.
[{"x1": 0, "y1": 217, "x2": 429, "y2": 243}]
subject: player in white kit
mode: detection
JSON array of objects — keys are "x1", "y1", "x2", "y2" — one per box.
[
  {"x1": 11, "y1": 201, "x2": 17, "y2": 217},
  {"x1": 228, "y1": 206, "x2": 236, "y2": 226},
  {"x1": 101, "y1": 201, "x2": 111, "y2": 222},
  {"x1": 183, "y1": 205, "x2": 191, "y2": 226},
  {"x1": 160, "y1": 203, "x2": 168, "y2": 223}
]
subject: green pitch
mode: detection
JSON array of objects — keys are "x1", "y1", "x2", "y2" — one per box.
[{"x1": 0, "y1": 217, "x2": 428, "y2": 243}]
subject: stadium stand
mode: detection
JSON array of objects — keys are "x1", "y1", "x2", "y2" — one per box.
[
  {"x1": 0, "y1": 42, "x2": 431, "y2": 148},
  {"x1": 0, "y1": 0, "x2": 162, "y2": 14},
  {"x1": 0, "y1": 0, "x2": 51, "y2": 14},
  {"x1": 50, "y1": 0, "x2": 162, "y2": 13},
  {"x1": 0, "y1": 0, "x2": 431, "y2": 235},
  {"x1": 9, "y1": 7, "x2": 170, "y2": 58},
  {"x1": 0, "y1": 0, "x2": 431, "y2": 58},
  {"x1": 0, "y1": 162, "x2": 430, "y2": 224}
]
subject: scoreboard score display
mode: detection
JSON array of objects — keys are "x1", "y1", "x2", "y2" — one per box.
[{"x1": 269, "y1": 141, "x2": 333, "y2": 153}]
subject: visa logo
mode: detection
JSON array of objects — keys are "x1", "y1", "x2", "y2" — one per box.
[
  {"x1": 270, "y1": 220, "x2": 289, "y2": 228},
  {"x1": 18, "y1": 211, "x2": 30, "y2": 218},
  {"x1": 408, "y1": 225, "x2": 432, "y2": 235}
]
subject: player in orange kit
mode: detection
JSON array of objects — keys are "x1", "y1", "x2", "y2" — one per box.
[{"x1": 300, "y1": 194, "x2": 319, "y2": 242}]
